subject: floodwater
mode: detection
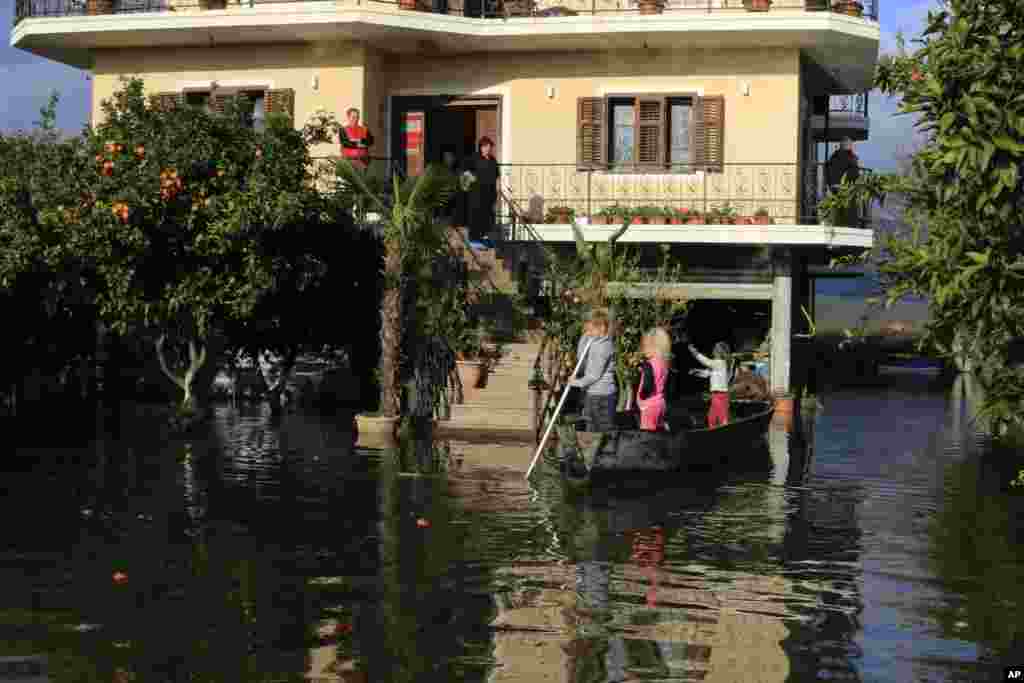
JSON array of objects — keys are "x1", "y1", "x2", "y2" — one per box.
[{"x1": 1, "y1": 373, "x2": 1021, "y2": 682}]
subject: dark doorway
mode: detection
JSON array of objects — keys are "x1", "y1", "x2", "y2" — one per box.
[{"x1": 391, "y1": 96, "x2": 501, "y2": 176}]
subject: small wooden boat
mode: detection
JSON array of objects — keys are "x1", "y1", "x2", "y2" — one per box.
[{"x1": 556, "y1": 400, "x2": 773, "y2": 486}]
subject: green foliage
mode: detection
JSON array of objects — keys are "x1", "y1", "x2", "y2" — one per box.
[
  {"x1": 538, "y1": 221, "x2": 688, "y2": 415},
  {"x1": 870, "y1": 0, "x2": 1024, "y2": 433},
  {"x1": 0, "y1": 78, "x2": 356, "y2": 410}
]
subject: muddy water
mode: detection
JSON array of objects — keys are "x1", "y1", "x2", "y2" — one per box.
[{"x1": 0, "y1": 373, "x2": 1021, "y2": 681}]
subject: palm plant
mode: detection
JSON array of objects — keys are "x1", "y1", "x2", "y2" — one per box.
[{"x1": 335, "y1": 159, "x2": 458, "y2": 417}]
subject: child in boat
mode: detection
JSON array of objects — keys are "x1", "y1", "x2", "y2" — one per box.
[
  {"x1": 636, "y1": 327, "x2": 672, "y2": 431},
  {"x1": 688, "y1": 341, "x2": 733, "y2": 428},
  {"x1": 569, "y1": 308, "x2": 618, "y2": 433}
]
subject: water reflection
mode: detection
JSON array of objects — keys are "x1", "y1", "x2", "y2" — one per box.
[{"x1": 0, "y1": 378, "x2": 1019, "y2": 681}]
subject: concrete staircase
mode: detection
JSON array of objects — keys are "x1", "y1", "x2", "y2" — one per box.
[
  {"x1": 441, "y1": 227, "x2": 544, "y2": 434},
  {"x1": 446, "y1": 341, "x2": 540, "y2": 431}
]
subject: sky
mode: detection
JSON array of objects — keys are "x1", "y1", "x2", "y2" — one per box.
[{"x1": 0, "y1": 0, "x2": 937, "y2": 169}]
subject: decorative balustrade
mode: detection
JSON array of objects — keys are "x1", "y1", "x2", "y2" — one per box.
[
  {"x1": 309, "y1": 158, "x2": 871, "y2": 230},
  {"x1": 15, "y1": 0, "x2": 878, "y2": 22}
]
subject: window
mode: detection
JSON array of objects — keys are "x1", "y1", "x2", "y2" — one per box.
[
  {"x1": 185, "y1": 91, "x2": 210, "y2": 110},
  {"x1": 610, "y1": 99, "x2": 636, "y2": 166},
  {"x1": 576, "y1": 93, "x2": 724, "y2": 173},
  {"x1": 152, "y1": 88, "x2": 294, "y2": 128}
]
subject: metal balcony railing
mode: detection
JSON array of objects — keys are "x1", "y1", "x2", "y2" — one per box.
[
  {"x1": 310, "y1": 157, "x2": 873, "y2": 232},
  {"x1": 15, "y1": 0, "x2": 878, "y2": 23}
]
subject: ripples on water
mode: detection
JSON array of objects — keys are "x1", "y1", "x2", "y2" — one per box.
[{"x1": 0, "y1": 374, "x2": 1021, "y2": 682}]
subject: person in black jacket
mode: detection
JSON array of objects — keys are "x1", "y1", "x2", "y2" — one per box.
[
  {"x1": 463, "y1": 136, "x2": 499, "y2": 245},
  {"x1": 826, "y1": 138, "x2": 862, "y2": 227}
]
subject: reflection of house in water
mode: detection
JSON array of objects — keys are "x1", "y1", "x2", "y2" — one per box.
[{"x1": 481, "y1": 421, "x2": 863, "y2": 682}]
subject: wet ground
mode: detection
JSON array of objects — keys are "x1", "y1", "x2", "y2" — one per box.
[{"x1": 1, "y1": 372, "x2": 1021, "y2": 682}]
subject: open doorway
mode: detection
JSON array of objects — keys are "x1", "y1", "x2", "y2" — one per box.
[{"x1": 391, "y1": 95, "x2": 501, "y2": 176}]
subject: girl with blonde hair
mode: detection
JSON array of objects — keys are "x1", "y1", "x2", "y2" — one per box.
[{"x1": 635, "y1": 327, "x2": 672, "y2": 431}]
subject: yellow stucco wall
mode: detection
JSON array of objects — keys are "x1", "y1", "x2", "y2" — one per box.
[
  {"x1": 381, "y1": 47, "x2": 801, "y2": 165},
  {"x1": 90, "y1": 42, "x2": 370, "y2": 158},
  {"x1": 381, "y1": 47, "x2": 801, "y2": 218}
]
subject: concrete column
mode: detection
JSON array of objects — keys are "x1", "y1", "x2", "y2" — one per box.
[{"x1": 771, "y1": 248, "x2": 793, "y2": 398}]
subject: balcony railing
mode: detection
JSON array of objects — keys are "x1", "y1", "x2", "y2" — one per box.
[
  {"x1": 816, "y1": 92, "x2": 869, "y2": 118},
  {"x1": 310, "y1": 158, "x2": 871, "y2": 234},
  {"x1": 15, "y1": 0, "x2": 878, "y2": 23}
]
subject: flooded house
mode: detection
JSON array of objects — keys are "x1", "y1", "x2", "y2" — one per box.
[{"x1": 12, "y1": 0, "x2": 879, "y2": 413}]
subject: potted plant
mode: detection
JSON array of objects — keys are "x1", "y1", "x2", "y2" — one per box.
[
  {"x1": 400, "y1": 0, "x2": 420, "y2": 9},
  {"x1": 544, "y1": 205, "x2": 575, "y2": 224},
  {"x1": 832, "y1": 0, "x2": 863, "y2": 16},
  {"x1": 745, "y1": 0, "x2": 771, "y2": 10},
  {"x1": 454, "y1": 325, "x2": 488, "y2": 395},
  {"x1": 665, "y1": 206, "x2": 683, "y2": 225},
  {"x1": 596, "y1": 204, "x2": 628, "y2": 225},
  {"x1": 637, "y1": 0, "x2": 663, "y2": 14},
  {"x1": 686, "y1": 209, "x2": 704, "y2": 225},
  {"x1": 710, "y1": 204, "x2": 737, "y2": 225},
  {"x1": 754, "y1": 207, "x2": 773, "y2": 225},
  {"x1": 87, "y1": 0, "x2": 113, "y2": 13}
]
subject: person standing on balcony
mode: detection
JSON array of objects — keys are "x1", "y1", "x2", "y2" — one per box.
[
  {"x1": 462, "y1": 136, "x2": 499, "y2": 247},
  {"x1": 827, "y1": 137, "x2": 862, "y2": 226},
  {"x1": 339, "y1": 108, "x2": 374, "y2": 169}
]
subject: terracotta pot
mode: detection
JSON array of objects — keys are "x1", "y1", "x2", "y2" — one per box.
[
  {"x1": 591, "y1": 215, "x2": 608, "y2": 225},
  {"x1": 833, "y1": 0, "x2": 862, "y2": 16},
  {"x1": 687, "y1": 217, "x2": 703, "y2": 225},
  {"x1": 610, "y1": 215, "x2": 625, "y2": 225},
  {"x1": 754, "y1": 215, "x2": 772, "y2": 225},
  {"x1": 638, "y1": 0, "x2": 662, "y2": 13},
  {"x1": 747, "y1": 0, "x2": 771, "y2": 10},
  {"x1": 631, "y1": 216, "x2": 646, "y2": 225},
  {"x1": 399, "y1": 0, "x2": 419, "y2": 9},
  {"x1": 668, "y1": 217, "x2": 682, "y2": 225},
  {"x1": 87, "y1": 0, "x2": 113, "y2": 13},
  {"x1": 456, "y1": 361, "x2": 485, "y2": 392}
]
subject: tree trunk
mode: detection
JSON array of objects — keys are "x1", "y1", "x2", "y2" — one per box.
[
  {"x1": 156, "y1": 335, "x2": 208, "y2": 412},
  {"x1": 379, "y1": 240, "x2": 403, "y2": 417}
]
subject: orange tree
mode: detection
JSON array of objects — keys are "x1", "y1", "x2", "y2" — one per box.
[
  {"x1": 869, "y1": 1, "x2": 1024, "y2": 435},
  {"x1": 0, "y1": 79, "x2": 356, "y2": 417}
]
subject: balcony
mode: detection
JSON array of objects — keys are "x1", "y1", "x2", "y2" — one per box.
[
  {"x1": 811, "y1": 92, "x2": 869, "y2": 142},
  {"x1": 311, "y1": 158, "x2": 873, "y2": 250},
  {"x1": 13, "y1": 0, "x2": 880, "y2": 89}
]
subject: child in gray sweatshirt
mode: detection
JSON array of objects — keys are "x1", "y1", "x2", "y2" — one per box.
[{"x1": 570, "y1": 308, "x2": 618, "y2": 432}]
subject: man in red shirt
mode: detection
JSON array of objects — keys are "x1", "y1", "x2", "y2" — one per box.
[{"x1": 339, "y1": 107, "x2": 374, "y2": 168}]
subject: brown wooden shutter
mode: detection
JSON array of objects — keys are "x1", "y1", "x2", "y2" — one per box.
[
  {"x1": 212, "y1": 93, "x2": 232, "y2": 116},
  {"x1": 636, "y1": 97, "x2": 665, "y2": 168},
  {"x1": 695, "y1": 95, "x2": 725, "y2": 173},
  {"x1": 152, "y1": 92, "x2": 183, "y2": 111},
  {"x1": 577, "y1": 97, "x2": 606, "y2": 170},
  {"x1": 265, "y1": 88, "x2": 295, "y2": 120}
]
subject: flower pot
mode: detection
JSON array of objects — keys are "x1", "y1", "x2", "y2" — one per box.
[
  {"x1": 687, "y1": 217, "x2": 703, "y2": 225},
  {"x1": 591, "y1": 215, "x2": 608, "y2": 225},
  {"x1": 754, "y1": 215, "x2": 772, "y2": 225},
  {"x1": 609, "y1": 215, "x2": 625, "y2": 225},
  {"x1": 668, "y1": 217, "x2": 682, "y2": 225},
  {"x1": 399, "y1": 0, "x2": 419, "y2": 9},
  {"x1": 87, "y1": 0, "x2": 113, "y2": 13},
  {"x1": 747, "y1": 0, "x2": 771, "y2": 10},
  {"x1": 631, "y1": 217, "x2": 646, "y2": 225},
  {"x1": 833, "y1": 0, "x2": 862, "y2": 16},
  {"x1": 456, "y1": 361, "x2": 485, "y2": 393},
  {"x1": 638, "y1": 0, "x2": 662, "y2": 13}
]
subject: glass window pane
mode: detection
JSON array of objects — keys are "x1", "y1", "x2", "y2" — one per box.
[
  {"x1": 670, "y1": 102, "x2": 691, "y2": 167},
  {"x1": 612, "y1": 103, "x2": 634, "y2": 165},
  {"x1": 186, "y1": 92, "x2": 210, "y2": 108}
]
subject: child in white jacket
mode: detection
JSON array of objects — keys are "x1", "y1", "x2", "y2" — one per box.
[{"x1": 688, "y1": 341, "x2": 732, "y2": 427}]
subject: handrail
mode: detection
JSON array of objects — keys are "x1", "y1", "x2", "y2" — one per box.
[{"x1": 13, "y1": 0, "x2": 879, "y2": 23}]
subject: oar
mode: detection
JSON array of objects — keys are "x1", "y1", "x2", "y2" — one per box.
[{"x1": 525, "y1": 338, "x2": 595, "y2": 480}]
